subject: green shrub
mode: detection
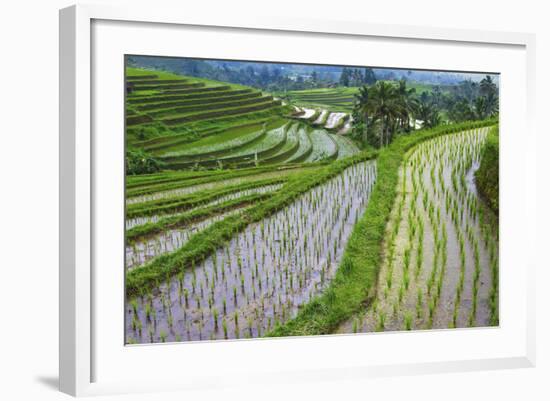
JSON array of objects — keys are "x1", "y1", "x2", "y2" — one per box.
[
  {"x1": 127, "y1": 122, "x2": 173, "y2": 142},
  {"x1": 126, "y1": 148, "x2": 165, "y2": 175}
]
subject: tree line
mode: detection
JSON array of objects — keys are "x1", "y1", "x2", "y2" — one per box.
[
  {"x1": 350, "y1": 75, "x2": 499, "y2": 148},
  {"x1": 339, "y1": 67, "x2": 377, "y2": 87}
]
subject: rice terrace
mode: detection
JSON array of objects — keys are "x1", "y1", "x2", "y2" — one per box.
[{"x1": 124, "y1": 56, "x2": 499, "y2": 344}]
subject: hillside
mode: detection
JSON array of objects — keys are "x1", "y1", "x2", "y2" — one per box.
[{"x1": 126, "y1": 68, "x2": 360, "y2": 170}]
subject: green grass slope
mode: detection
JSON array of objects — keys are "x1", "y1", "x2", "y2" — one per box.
[{"x1": 475, "y1": 125, "x2": 499, "y2": 215}]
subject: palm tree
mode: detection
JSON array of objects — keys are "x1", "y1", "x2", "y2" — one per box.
[
  {"x1": 485, "y1": 93, "x2": 499, "y2": 117},
  {"x1": 367, "y1": 81, "x2": 403, "y2": 147},
  {"x1": 354, "y1": 86, "x2": 370, "y2": 121},
  {"x1": 448, "y1": 98, "x2": 475, "y2": 122},
  {"x1": 477, "y1": 75, "x2": 499, "y2": 119},
  {"x1": 396, "y1": 79, "x2": 419, "y2": 131},
  {"x1": 474, "y1": 96, "x2": 487, "y2": 120},
  {"x1": 352, "y1": 86, "x2": 370, "y2": 142},
  {"x1": 418, "y1": 101, "x2": 441, "y2": 128},
  {"x1": 479, "y1": 75, "x2": 497, "y2": 97}
]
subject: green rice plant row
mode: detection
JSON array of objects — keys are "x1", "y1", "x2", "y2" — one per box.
[
  {"x1": 126, "y1": 151, "x2": 378, "y2": 296},
  {"x1": 285, "y1": 126, "x2": 313, "y2": 163},
  {"x1": 127, "y1": 86, "x2": 234, "y2": 104},
  {"x1": 128, "y1": 79, "x2": 188, "y2": 85},
  {"x1": 165, "y1": 106, "x2": 290, "y2": 137},
  {"x1": 126, "y1": 114, "x2": 153, "y2": 126},
  {"x1": 132, "y1": 82, "x2": 205, "y2": 91},
  {"x1": 259, "y1": 132, "x2": 301, "y2": 165},
  {"x1": 159, "y1": 129, "x2": 267, "y2": 161},
  {"x1": 132, "y1": 119, "x2": 267, "y2": 151},
  {"x1": 267, "y1": 118, "x2": 497, "y2": 337},
  {"x1": 162, "y1": 100, "x2": 282, "y2": 126},
  {"x1": 150, "y1": 96, "x2": 274, "y2": 119},
  {"x1": 127, "y1": 163, "x2": 306, "y2": 196},
  {"x1": 127, "y1": 176, "x2": 288, "y2": 218},
  {"x1": 127, "y1": 192, "x2": 271, "y2": 243},
  {"x1": 126, "y1": 74, "x2": 158, "y2": 81},
  {"x1": 164, "y1": 124, "x2": 289, "y2": 169},
  {"x1": 136, "y1": 91, "x2": 262, "y2": 112}
]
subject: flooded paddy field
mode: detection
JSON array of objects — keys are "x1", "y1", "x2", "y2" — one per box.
[
  {"x1": 126, "y1": 169, "x2": 296, "y2": 205},
  {"x1": 340, "y1": 128, "x2": 499, "y2": 334},
  {"x1": 125, "y1": 183, "x2": 283, "y2": 230},
  {"x1": 126, "y1": 161, "x2": 377, "y2": 343},
  {"x1": 126, "y1": 208, "x2": 248, "y2": 270}
]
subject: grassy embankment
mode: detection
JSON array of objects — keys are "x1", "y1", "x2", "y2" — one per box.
[{"x1": 475, "y1": 125, "x2": 499, "y2": 215}]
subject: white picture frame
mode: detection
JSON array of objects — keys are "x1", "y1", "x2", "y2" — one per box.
[{"x1": 59, "y1": 3, "x2": 536, "y2": 397}]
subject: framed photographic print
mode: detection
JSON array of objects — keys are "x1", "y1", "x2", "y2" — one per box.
[{"x1": 59, "y1": 3, "x2": 536, "y2": 397}]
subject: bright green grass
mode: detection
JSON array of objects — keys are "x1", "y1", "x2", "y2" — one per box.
[
  {"x1": 137, "y1": 92, "x2": 262, "y2": 112},
  {"x1": 153, "y1": 96, "x2": 275, "y2": 120},
  {"x1": 282, "y1": 88, "x2": 359, "y2": 113},
  {"x1": 475, "y1": 125, "x2": 499, "y2": 215},
  {"x1": 127, "y1": 67, "x2": 249, "y2": 90},
  {"x1": 130, "y1": 90, "x2": 162, "y2": 96},
  {"x1": 166, "y1": 106, "x2": 289, "y2": 137}
]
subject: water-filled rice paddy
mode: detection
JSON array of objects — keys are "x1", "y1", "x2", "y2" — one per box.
[{"x1": 126, "y1": 161, "x2": 377, "y2": 342}]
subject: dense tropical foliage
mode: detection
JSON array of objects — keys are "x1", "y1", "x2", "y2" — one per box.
[{"x1": 350, "y1": 75, "x2": 499, "y2": 148}]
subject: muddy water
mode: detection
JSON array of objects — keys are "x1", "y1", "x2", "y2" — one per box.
[
  {"x1": 338, "y1": 117, "x2": 353, "y2": 135},
  {"x1": 313, "y1": 110, "x2": 328, "y2": 125},
  {"x1": 325, "y1": 112, "x2": 346, "y2": 129},
  {"x1": 126, "y1": 161, "x2": 377, "y2": 343},
  {"x1": 339, "y1": 128, "x2": 498, "y2": 334},
  {"x1": 297, "y1": 108, "x2": 316, "y2": 119},
  {"x1": 125, "y1": 183, "x2": 283, "y2": 230}
]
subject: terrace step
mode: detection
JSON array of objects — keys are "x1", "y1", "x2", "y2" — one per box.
[
  {"x1": 128, "y1": 79, "x2": 188, "y2": 85},
  {"x1": 162, "y1": 101, "x2": 281, "y2": 126},
  {"x1": 126, "y1": 114, "x2": 153, "y2": 126},
  {"x1": 151, "y1": 96, "x2": 274, "y2": 119},
  {"x1": 133, "y1": 82, "x2": 205, "y2": 91},
  {"x1": 135, "y1": 91, "x2": 262, "y2": 112},
  {"x1": 126, "y1": 74, "x2": 159, "y2": 80},
  {"x1": 159, "y1": 129, "x2": 268, "y2": 162},
  {"x1": 304, "y1": 129, "x2": 338, "y2": 162},
  {"x1": 285, "y1": 126, "x2": 313, "y2": 163},
  {"x1": 127, "y1": 86, "x2": 235, "y2": 104},
  {"x1": 260, "y1": 137, "x2": 300, "y2": 165},
  {"x1": 165, "y1": 126, "x2": 288, "y2": 169}
]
